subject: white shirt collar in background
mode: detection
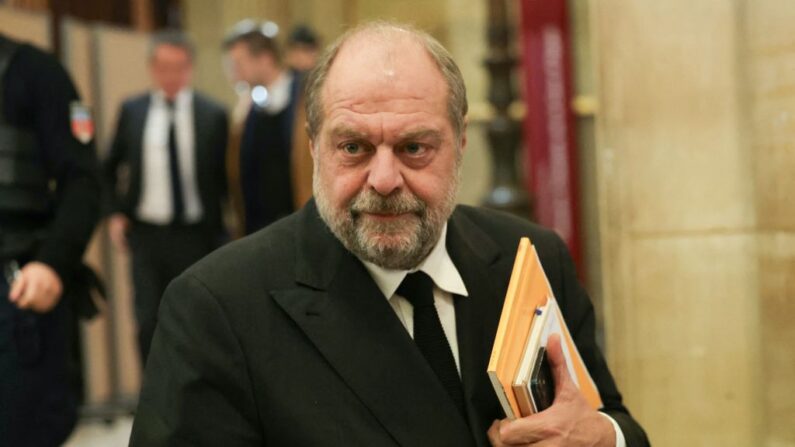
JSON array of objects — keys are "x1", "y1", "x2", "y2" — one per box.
[{"x1": 259, "y1": 71, "x2": 293, "y2": 115}]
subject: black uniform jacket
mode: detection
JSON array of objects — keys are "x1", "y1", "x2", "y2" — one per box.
[
  {"x1": 1, "y1": 36, "x2": 100, "y2": 280},
  {"x1": 130, "y1": 200, "x2": 649, "y2": 447}
]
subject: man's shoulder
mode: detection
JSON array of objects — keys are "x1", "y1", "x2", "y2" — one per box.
[
  {"x1": 192, "y1": 91, "x2": 227, "y2": 115},
  {"x1": 452, "y1": 205, "x2": 566, "y2": 261},
  {"x1": 454, "y1": 205, "x2": 560, "y2": 242},
  {"x1": 4, "y1": 39, "x2": 56, "y2": 70},
  {"x1": 182, "y1": 213, "x2": 300, "y2": 293},
  {"x1": 120, "y1": 93, "x2": 150, "y2": 111},
  {"x1": 4, "y1": 39, "x2": 75, "y2": 92}
]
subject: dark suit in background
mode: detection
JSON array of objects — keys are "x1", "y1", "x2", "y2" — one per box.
[
  {"x1": 130, "y1": 202, "x2": 648, "y2": 447},
  {"x1": 104, "y1": 91, "x2": 228, "y2": 363},
  {"x1": 238, "y1": 71, "x2": 304, "y2": 234}
]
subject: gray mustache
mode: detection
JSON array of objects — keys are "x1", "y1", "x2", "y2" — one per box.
[{"x1": 350, "y1": 191, "x2": 426, "y2": 216}]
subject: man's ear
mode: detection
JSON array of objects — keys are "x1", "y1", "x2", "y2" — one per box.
[
  {"x1": 459, "y1": 116, "x2": 469, "y2": 153},
  {"x1": 309, "y1": 139, "x2": 317, "y2": 159}
]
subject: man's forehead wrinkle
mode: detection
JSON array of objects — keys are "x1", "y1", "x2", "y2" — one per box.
[
  {"x1": 329, "y1": 124, "x2": 368, "y2": 138},
  {"x1": 325, "y1": 94, "x2": 441, "y2": 117}
]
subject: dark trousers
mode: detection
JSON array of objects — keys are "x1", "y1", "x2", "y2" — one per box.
[
  {"x1": 129, "y1": 222, "x2": 214, "y2": 365},
  {"x1": 0, "y1": 269, "x2": 77, "y2": 447}
]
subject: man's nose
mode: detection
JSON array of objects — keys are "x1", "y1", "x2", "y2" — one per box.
[{"x1": 367, "y1": 148, "x2": 404, "y2": 196}]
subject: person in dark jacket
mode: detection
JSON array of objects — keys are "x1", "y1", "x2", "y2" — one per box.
[
  {"x1": 223, "y1": 21, "x2": 311, "y2": 235},
  {"x1": 0, "y1": 33, "x2": 101, "y2": 446},
  {"x1": 104, "y1": 31, "x2": 229, "y2": 365}
]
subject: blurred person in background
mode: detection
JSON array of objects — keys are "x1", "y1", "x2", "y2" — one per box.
[
  {"x1": 223, "y1": 20, "x2": 313, "y2": 236},
  {"x1": 0, "y1": 32, "x2": 101, "y2": 446},
  {"x1": 285, "y1": 24, "x2": 320, "y2": 73},
  {"x1": 104, "y1": 30, "x2": 229, "y2": 365}
]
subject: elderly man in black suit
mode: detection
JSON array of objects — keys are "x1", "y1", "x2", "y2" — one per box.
[
  {"x1": 104, "y1": 31, "x2": 228, "y2": 364},
  {"x1": 130, "y1": 22, "x2": 649, "y2": 446}
]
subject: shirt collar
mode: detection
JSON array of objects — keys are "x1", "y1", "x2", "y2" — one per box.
[
  {"x1": 152, "y1": 87, "x2": 192, "y2": 107},
  {"x1": 260, "y1": 71, "x2": 293, "y2": 114},
  {"x1": 361, "y1": 223, "x2": 469, "y2": 300}
]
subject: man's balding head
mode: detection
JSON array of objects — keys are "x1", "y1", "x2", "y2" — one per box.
[{"x1": 304, "y1": 22, "x2": 468, "y2": 141}]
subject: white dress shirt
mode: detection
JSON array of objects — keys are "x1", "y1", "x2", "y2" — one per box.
[
  {"x1": 360, "y1": 223, "x2": 626, "y2": 446},
  {"x1": 362, "y1": 224, "x2": 468, "y2": 373},
  {"x1": 136, "y1": 88, "x2": 203, "y2": 224},
  {"x1": 257, "y1": 71, "x2": 293, "y2": 115}
]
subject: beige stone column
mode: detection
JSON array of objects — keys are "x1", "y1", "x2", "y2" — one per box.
[
  {"x1": 745, "y1": 1, "x2": 795, "y2": 444},
  {"x1": 591, "y1": 0, "x2": 759, "y2": 445},
  {"x1": 590, "y1": 0, "x2": 795, "y2": 445}
]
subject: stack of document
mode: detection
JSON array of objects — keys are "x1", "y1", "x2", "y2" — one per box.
[{"x1": 487, "y1": 237, "x2": 603, "y2": 419}]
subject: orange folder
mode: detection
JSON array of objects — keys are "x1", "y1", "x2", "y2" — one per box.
[{"x1": 487, "y1": 237, "x2": 603, "y2": 418}]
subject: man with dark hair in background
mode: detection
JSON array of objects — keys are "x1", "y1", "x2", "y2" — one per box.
[
  {"x1": 131, "y1": 22, "x2": 649, "y2": 447},
  {"x1": 285, "y1": 24, "x2": 320, "y2": 73},
  {"x1": 223, "y1": 21, "x2": 312, "y2": 236},
  {"x1": 104, "y1": 30, "x2": 229, "y2": 364},
  {"x1": 0, "y1": 33, "x2": 101, "y2": 445}
]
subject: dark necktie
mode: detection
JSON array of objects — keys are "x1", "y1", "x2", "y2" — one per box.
[
  {"x1": 397, "y1": 271, "x2": 467, "y2": 419},
  {"x1": 166, "y1": 100, "x2": 184, "y2": 224}
]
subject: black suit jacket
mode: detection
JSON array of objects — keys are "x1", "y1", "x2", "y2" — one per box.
[
  {"x1": 103, "y1": 91, "x2": 228, "y2": 238},
  {"x1": 130, "y1": 201, "x2": 649, "y2": 446}
]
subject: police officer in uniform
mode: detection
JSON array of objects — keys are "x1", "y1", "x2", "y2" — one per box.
[{"x1": 0, "y1": 33, "x2": 100, "y2": 446}]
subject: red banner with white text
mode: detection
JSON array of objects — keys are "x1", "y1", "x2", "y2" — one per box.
[{"x1": 519, "y1": 0, "x2": 582, "y2": 272}]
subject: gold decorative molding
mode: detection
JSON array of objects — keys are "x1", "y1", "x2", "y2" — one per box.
[
  {"x1": 571, "y1": 95, "x2": 598, "y2": 116},
  {"x1": 467, "y1": 95, "x2": 596, "y2": 124}
]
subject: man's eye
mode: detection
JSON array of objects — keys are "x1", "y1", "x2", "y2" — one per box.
[
  {"x1": 404, "y1": 143, "x2": 425, "y2": 155},
  {"x1": 342, "y1": 143, "x2": 361, "y2": 154}
]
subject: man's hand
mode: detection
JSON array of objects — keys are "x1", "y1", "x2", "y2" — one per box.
[
  {"x1": 487, "y1": 334, "x2": 615, "y2": 447},
  {"x1": 108, "y1": 212, "x2": 131, "y2": 251},
  {"x1": 8, "y1": 262, "x2": 64, "y2": 313}
]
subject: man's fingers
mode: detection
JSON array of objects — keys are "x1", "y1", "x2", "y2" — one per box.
[
  {"x1": 111, "y1": 227, "x2": 128, "y2": 250},
  {"x1": 498, "y1": 415, "x2": 549, "y2": 444},
  {"x1": 545, "y1": 334, "x2": 574, "y2": 397},
  {"x1": 15, "y1": 280, "x2": 38, "y2": 310},
  {"x1": 8, "y1": 274, "x2": 26, "y2": 302},
  {"x1": 108, "y1": 214, "x2": 130, "y2": 251},
  {"x1": 487, "y1": 420, "x2": 503, "y2": 446}
]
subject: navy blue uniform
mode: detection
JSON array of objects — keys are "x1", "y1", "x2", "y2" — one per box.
[{"x1": 0, "y1": 35, "x2": 100, "y2": 446}]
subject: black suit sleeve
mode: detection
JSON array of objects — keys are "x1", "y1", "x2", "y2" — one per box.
[
  {"x1": 102, "y1": 103, "x2": 129, "y2": 216},
  {"x1": 551, "y1": 235, "x2": 650, "y2": 447},
  {"x1": 130, "y1": 273, "x2": 263, "y2": 446},
  {"x1": 216, "y1": 108, "x2": 229, "y2": 200}
]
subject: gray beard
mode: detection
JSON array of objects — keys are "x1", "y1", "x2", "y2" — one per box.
[{"x1": 314, "y1": 175, "x2": 458, "y2": 271}]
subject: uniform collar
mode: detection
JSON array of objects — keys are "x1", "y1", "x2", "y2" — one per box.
[{"x1": 151, "y1": 87, "x2": 192, "y2": 107}]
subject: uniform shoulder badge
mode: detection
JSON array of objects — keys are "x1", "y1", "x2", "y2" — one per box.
[{"x1": 70, "y1": 101, "x2": 94, "y2": 144}]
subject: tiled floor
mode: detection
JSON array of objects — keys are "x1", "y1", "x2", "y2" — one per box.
[{"x1": 63, "y1": 417, "x2": 133, "y2": 447}]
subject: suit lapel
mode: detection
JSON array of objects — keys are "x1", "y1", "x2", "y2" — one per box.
[
  {"x1": 271, "y1": 202, "x2": 475, "y2": 447},
  {"x1": 447, "y1": 210, "x2": 511, "y2": 446}
]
